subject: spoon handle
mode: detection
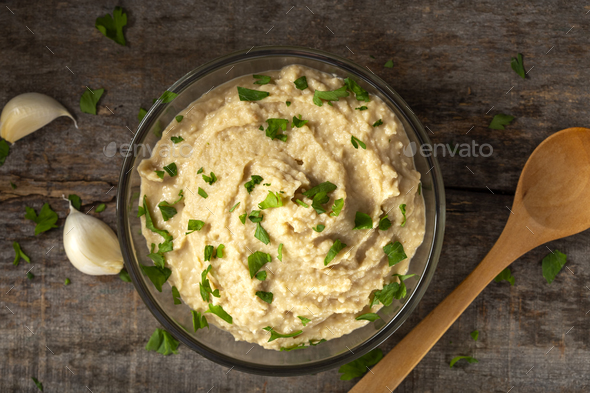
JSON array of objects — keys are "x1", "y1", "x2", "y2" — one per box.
[{"x1": 349, "y1": 227, "x2": 528, "y2": 393}]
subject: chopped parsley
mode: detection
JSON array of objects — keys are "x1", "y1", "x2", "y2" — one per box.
[
  {"x1": 239, "y1": 213, "x2": 247, "y2": 224},
  {"x1": 237, "y1": 87, "x2": 270, "y2": 101},
  {"x1": 344, "y1": 77, "x2": 370, "y2": 102},
  {"x1": 192, "y1": 310, "x2": 209, "y2": 331},
  {"x1": 248, "y1": 251, "x2": 272, "y2": 278},
  {"x1": 511, "y1": 53, "x2": 526, "y2": 79},
  {"x1": 198, "y1": 187, "x2": 208, "y2": 198},
  {"x1": 68, "y1": 194, "x2": 82, "y2": 210},
  {"x1": 64, "y1": 278, "x2": 71, "y2": 285},
  {"x1": 254, "y1": 223, "x2": 270, "y2": 245},
  {"x1": 145, "y1": 328, "x2": 179, "y2": 356},
  {"x1": 494, "y1": 267, "x2": 515, "y2": 285},
  {"x1": 10, "y1": 181, "x2": 17, "y2": 189},
  {"x1": 197, "y1": 167, "x2": 204, "y2": 174},
  {"x1": 324, "y1": 239, "x2": 347, "y2": 265},
  {"x1": 542, "y1": 250, "x2": 567, "y2": 284},
  {"x1": 263, "y1": 326, "x2": 302, "y2": 342},
  {"x1": 155, "y1": 170, "x2": 165, "y2": 179},
  {"x1": 13, "y1": 241, "x2": 31, "y2": 266},
  {"x1": 383, "y1": 241, "x2": 407, "y2": 266},
  {"x1": 303, "y1": 181, "x2": 337, "y2": 198},
  {"x1": 353, "y1": 212, "x2": 373, "y2": 230},
  {"x1": 399, "y1": 204, "x2": 407, "y2": 226},
  {"x1": 157, "y1": 190, "x2": 183, "y2": 221},
  {"x1": 259, "y1": 125, "x2": 264, "y2": 130},
  {"x1": 159, "y1": 91, "x2": 178, "y2": 103},
  {"x1": 372, "y1": 119, "x2": 383, "y2": 127},
  {"x1": 311, "y1": 191, "x2": 330, "y2": 214},
  {"x1": 171, "y1": 136, "x2": 184, "y2": 144},
  {"x1": 119, "y1": 268, "x2": 132, "y2": 282},
  {"x1": 294, "y1": 76, "x2": 308, "y2": 90},
  {"x1": 292, "y1": 115, "x2": 308, "y2": 128},
  {"x1": 142, "y1": 196, "x2": 174, "y2": 253},
  {"x1": 138, "y1": 107, "x2": 147, "y2": 121},
  {"x1": 27, "y1": 272, "x2": 35, "y2": 280},
  {"x1": 295, "y1": 199, "x2": 309, "y2": 208},
  {"x1": 258, "y1": 191, "x2": 283, "y2": 209},
  {"x1": 329, "y1": 199, "x2": 344, "y2": 217},
  {"x1": 253, "y1": 75, "x2": 271, "y2": 85},
  {"x1": 355, "y1": 106, "x2": 368, "y2": 111},
  {"x1": 256, "y1": 291, "x2": 273, "y2": 304},
  {"x1": 450, "y1": 356, "x2": 478, "y2": 368},
  {"x1": 163, "y1": 162, "x2": 178, "y2": 177},
  {"x1": 216, "y1": 244, "x2": 225, "y2": 258},
  {"x1": 206, "y1": 303, "x2": 233, "y2": 324},
  {"x1": 31, "y1": 377, "x2": 43, "y2": 391},
  {"x1": 351, "y1": 135, "x2": 366, "y2": 149},
  {"x1": 312, "y1": 224, "x2": 325, "y2": 232},
  {"x1": 0, "y1": 139, "x2": 9, "y2": 167},
  {"x1": 265, "y1": 118, "x2": 289, "y2": 141},
  {"x1": 248, "y1": 210, "x2": 264, "y2": 223},
  {"x1": 172, "y1": 286, "x2": 181, "y2": 305},
  {"x1": 378, "y1": 215, "x2": 392, "y2": 230},
  {"x1": 186, "y1": 219, "x2": 205, "y2": 234},
  {"x1": 96, "y1": 203, "x2": 106, "y2": 213},
  {"x1": 418, "y1": 183, "x2": 422, "y2": 195},
  {"x1": 25, "y1": 203, "x2": 59, "y2": 235},
  {"x1": 141, "y1": 265, "x2": 172, "y2": 292},
  {"x1": 338, "y1": 348, "x2": 383, "y2": 380},
  {"x1": 286, "y1": 101, "x2": 291, "y2": 106},
  {"x1": 313, "y1": 85, "x2": 349, "y2": 106},
  {"x1": 80, "y1": 87, "x2": 104, "y2": 115},
  {"x1": 199, "y1": 265, "x2": 220, "y2": 302},
  {"x1": 227, "y1": 202, "x2": 240, "y2": 213},
  {"x1": 489, "y1": 113, "x2": 515, "y2": 130},
  {"x1": 204, "y1": 245, "x2": 215, "y2": 261},
  {"x1": 175, "y1": 115, "x2": 184, "y2": 122},
  {"x1": 245, "y1": 175, "x2": 264, "y2": 193},
  {"x1": 471, "y1": 330, "x2": 479, "y2": 341},
  {"x1": 384, "y1": 60, "x2": 394, "y2": 68},
  {"x1": 356, "y1": 313, "x2": 381, "y2": 321},
  {"x1": 95, "y1": 6, "x2": 127, "y2": 46},
  {"x1": 202, "y1": 172, "x2": 217, "y2": 185},
  {"x1": 256, "y1": 271, "x2": 267, "y2": 280},
  {"x1": 278, "y1": 243, "x2": 283, "y2": 262}
]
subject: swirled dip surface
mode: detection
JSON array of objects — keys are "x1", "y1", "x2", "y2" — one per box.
[{"x1": 138, "y1": 65, "x2": 425, "y2": 350}]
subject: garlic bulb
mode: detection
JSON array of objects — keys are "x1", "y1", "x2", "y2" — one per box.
[
  {"x1": 63, "y1": 200, "x2": 123, "y2": 275},
  {"x1": 0, "y1": 93, "x2": 77, "y2": 143}
]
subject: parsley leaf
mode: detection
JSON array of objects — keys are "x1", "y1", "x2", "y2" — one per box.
[
  {"x1": 119, "y1": 268, "x2": 132, "y2": 282},
  {"x1": 263, "y1": 326, "x2": 302, "y2": 342},
  {"x1": 197, "y1": 167, "x2": 204, "y2": 174},
  {"x1": 229, "y1": 202, "x2": 240, "y2": 212},
  {"x1": 292, "y1": 115, "x2": 308, "y2": 128},
  {"x1": 25, "y1": 203, "x2": 59, "y2": 235},
  {"x1": 158, "y1": 204, "x2": 177, "y2": 221},
  {"x1": 138, "y1": 107, "x2": 147, "y2": 121},
  {"x1": 31, "y1": 377, "x2": 43, "y2": 391},
  {"x1": 258, "y1": 191, "x2": 283, "y2": 209},
  {"x1": 265, "y1": 118, "x2": 289, "y2": 141},
  {"x1": 175, "y1": 115, "x2": 184, "y2": 122},
  {"x1": 399, "y1": 204, "x2": 407, "y2": 227},
  {"x1": 27, "y1": 271, "x2": 34, "y2": 280},
  {"x1": 204, "y1": 245, "x2": 215, "y2": 261},
  {"x1": 511, "y1": 53, "x2": 526, "y2": 79},
  {"x1": 278, "y1": 243, "x2": 283, "y2": 262},
  {"x1": 186, "y1": 219, "x2": 205, "y2": 234},
  {"x1": 353, "y1": 212, "x2": 373, "y2": 230},
  {"x1": 248, "y1": 210, "x2": 264, "y2": 223},
  {"x1": 471, "y1": 330, "x2": 479, "y2": 341},
  {"x1": 80, "y1": 88, "x2": 104, "y2": 115},
  {"x1": 313, "y1": 85, "x2": 349, "y2": 106},
  {"x1": 159, "y1": 91, "x2": 178, "y2": 103},
  {"x1": 298, "y1": 316, "x2": 311, "y2": 326},
  {"x1": 311, "y1": 191, "x2": 329, "y2": 214},
  {"x1": 312, "y1": 224, "x2": 325, "y2": 232},
  {"x1": 198, "y1": 187, "x2": 208, "y2": 198},
  {"x1": 351, "y1": 136, "x2": 366, "y2": 149},
  {"x1": 206, "y1": 303, "x2": 233, "y2": 324},
  {"x1": 542, "y1": 250, "x2": 567, "y2": 284},
  {"x1": 450, "y1": 356, "x2": 478, "y2": 368},
  {"x1": 95, "y1": 6, "x2": 127, "y2": 46},
  {"x1": 145, "y1": 328, "x2": 179, "y2": 356},
  {"x1": 324, "y1": 239, "x2": 347, "y2": 265},
  {"x1": 147, "y1": 250, "x2": 165, "y2": 269},
  {"x1": 329, "y1": 198, "x2": 344, "y2": 217},
  {"x1": 11, "y1": 182, "x2": 17, "y2": 189},
  {"x1": 163, "y1": 163, "x2": 178, "y2": 177},
  {"x1": 355, "y1": 106, "x2": 368, "y2": 111},
  {"x1": 256, "y1": 291, "x2": 273, "y2": 304},
  {"x1": 489, "y1": 113, "x2": 515, "y2": 130},
  {"x1": 68, "y1": 194, "x2": 82, "y2": 210},
  {"x1": 142, "y1": 196, "x2": 174, "y2": 253},
  {"x1": 378, "y1": 215, "x2": 392, "y2": 230},
  {"x1": 373, "y1": 119, "x2": 383, "y2": 127},
  {"x1": 338, "y1": 348, "x2": 383, "y2": 380},
  {"x1": 202, "y1": 172, "x2": 217, "y2": 185},
  {"x1": 286, "y1": 101, "x2": 291, "y2": 106},
  {"x1": 254, "y1": 223, "x2": 270, "y2": 244},
  {"x1": 217, "y1": 244, "x2": 225, "y2": 258},
  {"x1": 384, "y1": 60, "x2": 394, "y2": 68},
  {"x1": 199, "y1": 265, "x2": 220, "y2": 302},
  {"x1": 64, "y1": 278, "x2": 71, "y2": 285},
  {"x1": 494, "y1": 267, "x2": 515, "y2": 285},
  {"x1": 237, "y1": 87, "x2": 270, "y2": 101},
  {"x1": 171, "y1": 136, "x2": 184, "y2": 144},
  {"x1": 296, "y1": 199, "x2": 309, "y2": 208},
  {"x1": 171, "y1": 286, "x2": 181, "y2": 305},
  {"x1": 303, "y1": 181, "x2": 337, "y2": 198},
  {"x1": 245, "y1": 175, "x2": 264, "y2": 193},
  {"x1": 253, "y1": 75, "x2": 271, "y2": 85},
  {"x1": 248, "y1": 251, "x2": 272, "y2": 278},
  {"x1": 239, "y1": 213, "x2": 247, "y2": 224},
  {"x1": 294, "y1": 76, "x2": 308, "y2": 90},
  {"x1": 0, "y1": 139, "x2": 9, "y2": 167},
  {"x1": 13, "y1": 241, "x2": 30, "y2": 266},
  {"x1": 192, "y1": 310, "x2": 209, "y2": 331},
  {"x1": 356, "y1": 313, "x2": 381, "y2": 321},
  {"x1": 155, "y1": 170, "x2": 165, "y2": 179},
  {"x1": 383, "y1": 241, "x2": 407, "y2": 266},
  {"x1": 256, "y1": 271, "x2": 267, "y2": 280},
  {"x1": 141, "y1": 265, "x2": 172, "y2": 292},
  {"x1": 344, "y1": 77, "x2": 370, "y2": 102},
  {"x1": 96, "y1": 203, "x2": 106, "y2": 213}
]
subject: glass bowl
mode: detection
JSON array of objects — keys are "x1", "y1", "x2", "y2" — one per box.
[{"x1": 116, "y1": 46, "x2": 445, "y2": 376}]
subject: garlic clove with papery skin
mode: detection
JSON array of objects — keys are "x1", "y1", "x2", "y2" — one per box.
[
  {"x1": 0, "y1": 92, "x2": 77, "y2": 143},
  {"x1": 63, "y1": 201, "x2": 123, "y2": 275}
]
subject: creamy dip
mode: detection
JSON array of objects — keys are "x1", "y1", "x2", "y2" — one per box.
[{"x1": 138, "y1": 65, "x2": 425, "y2": 350}]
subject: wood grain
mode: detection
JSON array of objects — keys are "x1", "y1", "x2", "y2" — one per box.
[{"x1": 1, "y1": 1, "x2": 590, "y2": 392}]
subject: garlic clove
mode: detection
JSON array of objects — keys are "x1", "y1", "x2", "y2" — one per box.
[
  {"x1": 0, "y1": 92, "x2": 78, "y2": 143},
  {"x1": 63, "y1": 201, "x2": 124, "y2": 275}
]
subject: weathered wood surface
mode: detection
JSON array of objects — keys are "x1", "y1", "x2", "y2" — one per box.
[{"x1": 1, "y1": 1, "x2": 590, "y2": 392}]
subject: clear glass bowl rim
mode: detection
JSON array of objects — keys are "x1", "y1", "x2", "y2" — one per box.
[{"x1": 116, "y1": 45, "x2": 446, "y2": 376}]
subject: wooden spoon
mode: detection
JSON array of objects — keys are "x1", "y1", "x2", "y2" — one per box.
[{"x1": 350, "y1": 127, "x2": 590, "y2": 393}]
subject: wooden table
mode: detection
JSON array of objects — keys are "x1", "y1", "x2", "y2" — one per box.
[{"x1": 2, "y1": 1, "x2": 589, "y2": 392}]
